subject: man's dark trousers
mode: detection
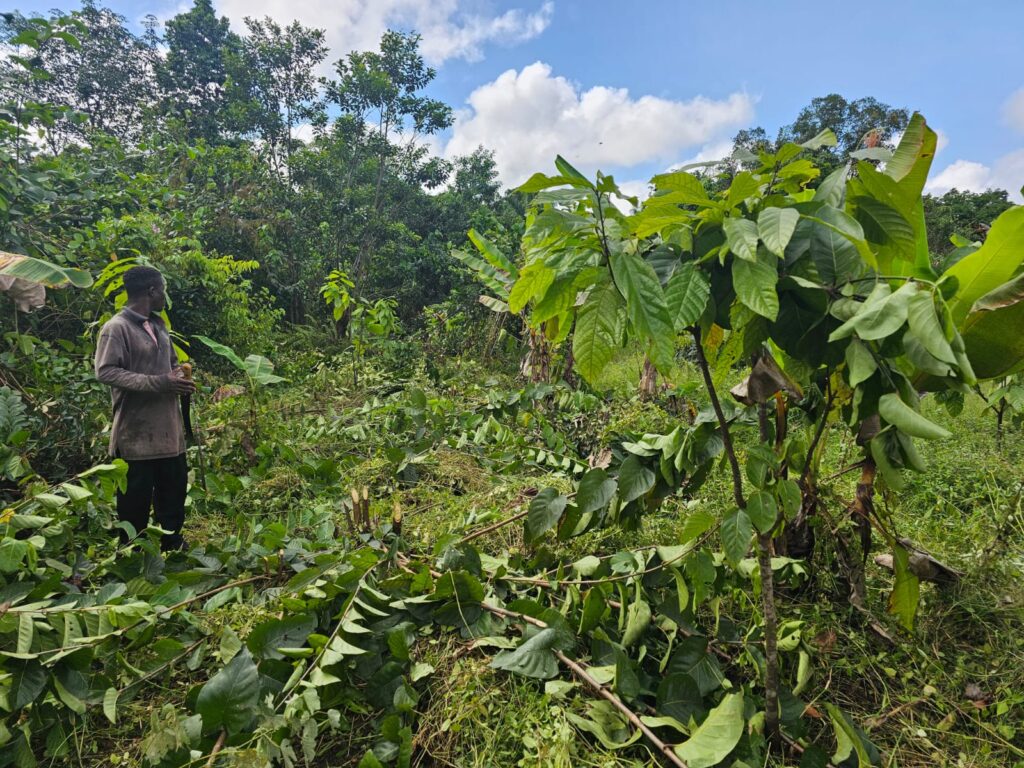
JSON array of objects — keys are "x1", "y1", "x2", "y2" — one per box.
[{"x1": 117, "y1": 454, "x2": 188, "y2": 551}]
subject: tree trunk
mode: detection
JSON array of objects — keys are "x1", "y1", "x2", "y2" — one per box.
[
  {"x1": 335, "y1": 304, "x2": 353, "y2": 339},
  {"x1": 996, "y1": 400, "x2": 1006, "y2": 448},
  {"x1": 521, "y1": 326, "x2": 550, "y2": 383},
  {"x1": 639, "y1": 357, "x2": 658, "y2": 400},
  {"x1": 834, "y1": 460, "x2": 876, "y2": 613},
  {"x1": 562, "y1": 347, "x2": 577, "y2": 387}
]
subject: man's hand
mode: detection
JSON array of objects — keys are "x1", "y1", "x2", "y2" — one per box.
[{"x1": 162, "y1": 371, "x2": 196, "y2": 394}]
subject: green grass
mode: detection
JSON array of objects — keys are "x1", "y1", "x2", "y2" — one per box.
[{"x1": 114, "y1": 353, "x2": 1024, "y2": 768}]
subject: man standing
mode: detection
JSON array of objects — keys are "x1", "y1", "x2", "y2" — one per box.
[{"x1": 94, "y1": 266, "x2": 195, "y2": 550}]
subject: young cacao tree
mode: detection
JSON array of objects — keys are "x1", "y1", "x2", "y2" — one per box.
[{"x1": 508, "y1": 115, "x2": 1024, "y2": 742}]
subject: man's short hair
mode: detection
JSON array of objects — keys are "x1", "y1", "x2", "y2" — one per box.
[{"x1": 123, "y1": 266, "x2": 164, "y2": 299}]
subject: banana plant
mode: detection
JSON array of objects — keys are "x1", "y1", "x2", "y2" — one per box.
[
  {"x1": 452, "y1": 229, "x2": 556, "y2": 382},
  {"x1": 0, "y1": 250, "x2": 93, "y2": 312},
  {"x1": 194, "y1": 336, "x2": 285, "y2": 441}
]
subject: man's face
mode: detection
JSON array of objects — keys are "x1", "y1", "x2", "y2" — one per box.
[{"x1": 149, "y1": 278, "x2": 168, "y2": 312}]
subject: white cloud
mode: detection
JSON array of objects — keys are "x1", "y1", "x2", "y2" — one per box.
[
  {"x1": 1003, "y1": 88, "x2": 1024, "y2": 134},
  {"x1": 214, "y1": 0, "x2": 552, "y2": 67},
  {"x1": 609, "y1": 179, "x2": 652, "y2": 213},
  {"x1": 441, "y1": 62, "x2": 754, "y2": 187},
  {"x1": 670, "y1": 140, "x2": 735, "y2": 170},
  {"x1": 926, "y1": 151, "x2": 1024, "y2": 202},
  {"x1": 926, "y1": 160, "x2": 992, "y2": 194},
  {"x1": 293, "y1": 123, "x2": 316, "y2": 143}
]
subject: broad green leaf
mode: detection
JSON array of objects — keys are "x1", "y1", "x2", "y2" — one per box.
[
  {"x1": 576, "y1": 468, "x2": 617, "y2": 515},
  {"x1": 622, "y1": 599, "x2": 651, "y2": 647},
  {"x1": 746, "y1": 491, "x2": 778, "y2": 534},
  {"x1": 870, "y1": 433, "x2": 906, "y2": 491},
  {"x1": 775, "y1": 479, "x2": 802, "y2": 521},
  {"x1": 906, "y1": 290, "x2": 956, "y2": 364},
  {"x1": 854, "y1": 195, "x2": 915, "y2": 247},
  {"x1": 845, "y1": 339, "x2": 877, "y2": 387},
  {"x1": 665, "y1": 263, "x2": 711, "y2": 332},
  {"x1": 609, "y1": 250, "x2": 675, "y2": 371},
  {"x1": 813, "y1": 163, "x2": 849, "y2": 207},
  {"x1": 580, "y1": 588, "x2": 607, "y2": 634},
  {"x1": 247, "y1": 615, "x2": 317, "y2": 660},
  {"x1": 533, "y1": 275, "x2": 577, "y2": 323},
  {"x1": 467, "y1": 229, "x2": 516, "y2": 276},
  {"x1": 959, "y1": 289, "x2": 1024, "y2": 380},
  {"x1": 452, "y1": 248, "x2": 510, "y2": 296},
  {"x1": 54, "y1": 675, "x2": 86, "y2": 714},
  {"x1": 971, "y1": 271, "x2": 1024, "y2": 312},
  {"x1": 555, "y1": 155, "x2": 590, "y2": 186},
  {"x1": 721, "y1": 507, "x2": 753, "y2": 565},
  {"x1": 243, "y1": 355, "x2": 286, "y2": 386},
  {"x1": 830, "y1": 282, "x2": 912, "y2": 342},
  {"x1": 650, "y1": 171, "x2": 710, "y2": 204},
  {"x1": 809, "y1": 217, "x2": 861, "y2": 285},
  {"x1": 525, "y1": 488, "x2": 568, "y2": 543},
  {"x1": 631, "y1": 206, "x2": 692, "y2": 238},
  {"x1": 727, "y1": 172, "x2": 760, "y2": 208},
  {"x1": 196, "y1": 648, "x2": 260, "y2": 735},
  {"x1": 656, "y1": 674, "x2": 705, "y2": 726},
  {"x1": 509, "y1": 262, "x2": 555, "y2": 314},
  {"x1": 433, "y1": 571, "x2": 485, "y2": 603},
  {"x1": 888, "y1": 545, "x2": 920, "y2": 631},
  {"x1": 219, "y1": 626, "x2": 243, "y2": 663},
  {"x1": 758, "y1": 207, "x2": 799, "y2": 258},
  {"x1": 103, "y1": 687, "x2": 119, "y2": 725},
  {"x1": 194, "y1": 335, "x2": 245, "y2": 371},
  {"x1": 517, "y1": 172, "x2": 572, "y2": 193},
  {"x1": 669, "y1": 637, "x2": 725, "y2": 696},
  {"x1": 680, "y1": 509, "x2": 715, "y2": 543},
  {"x1": 851, "y1": 146, "x2": 893, "y2": 161},
  {"x1": 490, "y1": 627, "x2": 563, "y2": 679},
  {"x1": 801, "y1": 128, "x2": 837, "y2": 149},
  {"x1": 946, "y1": 206, "x2": 1024, "y2": 325},
  {"x1": 646, "y1": 244, "x2": 681, "y2": 285},
  {"x1": 826, "y1": 704, "x2": 873, "y2": 767},
  {"x1": 673, "y1": 692, "x2": 745, "y2": 768},
  {"x1": 614, "y1": 647, "x2": 641, "y2": 698},
  {"x1": 878, "y1": 393, "x2": 951, "y2": 439},
  {"x1": 639, "y1": 714, "x2": 692, "y2": 735},
  {"x1": 566, "y1": 701, "x2": 644, "y2": 749},
  {"x1": 732, "y1": 252, "x2": 778, "y2": 321},
  {"x1": 617, "y1": 455, "x2": 656, "y2": 504},
  {"x1": 573, "y1": 282, "x2": 624, "y2": 382},
  {"x1": 10, "y1": 660, "x2": 47, "y2": 709},
  {"x1": 723, "y1": 218, "x2": 759, "y2": 262},
  {"x1": 855, "y1": 161, "x2": 916, "y2": 224},
  {"x1": 17, "y1": 613, "x2": 33, "y2": 655},
  {"x1": 0, "y1": 250, "x2": 93, "y2": 288},
  {"x1": 885, "y1": 113, "x2": 937, "y2": 198},
  {"x1": 804, "y1": 206, "x2": 872, "y2": 272},
  {"x1": 478, "y1": 295, "x2": 509, "y2": 313}
]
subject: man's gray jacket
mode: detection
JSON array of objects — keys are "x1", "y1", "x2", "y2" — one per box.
[{"x1": 94, "y1": 309, "x2": 185, "y2": 460}]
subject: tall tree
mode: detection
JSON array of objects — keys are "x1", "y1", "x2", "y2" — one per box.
[
  {"x1": 157, "y1": 0, "x2": 240, "y2": 142},
  {"x1": 734, "y1": 94, "x2": 909, "y2": 177},
  {"x1": 1, "y1": 3, "x2": 158, "y2": 153},
  {"x1": 324, "y1": 31, "x2": 453, "y2": 294},
  {"x1": 234, "y1": 17, "x2": 327, "y2": 175},
  {"x1": 923, "y1": 188, "x2": 1013, "y2": 262}
]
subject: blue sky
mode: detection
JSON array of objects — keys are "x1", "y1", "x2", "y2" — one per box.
[{"x1": 14, "y1": 0, "x2": 1024, "y2": 199}]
